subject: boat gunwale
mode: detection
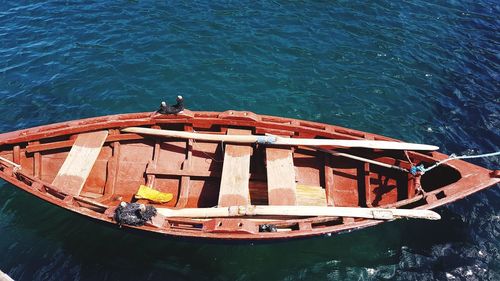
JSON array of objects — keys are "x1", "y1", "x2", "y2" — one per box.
[{"x1": 0, "y1": 110, "x2": 399, "y2": 145}]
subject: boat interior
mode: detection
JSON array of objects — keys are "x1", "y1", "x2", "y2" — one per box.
[{"x1": 0, "y1": 112, "x2": 468, "y2": 236}]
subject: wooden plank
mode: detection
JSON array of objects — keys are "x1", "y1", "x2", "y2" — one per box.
[
  {"x1": 218, "y1": 129, "x2": 252, "y2": 207},
  {"x1": 330, "y1": 157, "x2": 361, "y2": 207},
  {"x1": 104, "y1": 141, "x2": 120, "y2": 196},
  {"x1": 146, "y1": 165, "x2": 220, "y2": 177},
  {"x1": 30, "y1": 141, "x2": 42, "y2": 179},
  {"x1": 363, "y1": 163, "x2": 373, "y2": 207},
  {"x1": 296, "y1": 184, "x2": 327, "y2": 206},
  {"x1": 177, "y1": 130, "x2": 194, "y2": 208},
  {"x1": 13, "y1": 145, "x2": 20, "y2": 164},
  {"x1": 324, "y1": 154, "x2": 335, "y2": 206},
  {"x1": 146, "y1": 127, "x2": 161, "y2": 188},
  {"x1": 266, "y1": 147, "x2": 297, "y2": 205},
  {"x1": 52, "y1": 131, "x2": 108, "y2": 196},
  {"x1": 145, "y1": 166, "x2": 271, "y2": 181},
  {"x1": 25, "y1": 133, "x2": 144, "y2": 153}
]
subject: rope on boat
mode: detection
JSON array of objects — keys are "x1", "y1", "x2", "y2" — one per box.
[
  {"x1": 256, "y1": 135, "x2": 277, "y2": 144},
  {"x1": 114, "y1": 202, "x2": 157, "y2": 226},
  {"x1": 411, "y1": 151, "x2": 500, "y2": 175}
]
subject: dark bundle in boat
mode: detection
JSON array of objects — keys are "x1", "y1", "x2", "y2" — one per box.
[{"x1": 0, "y1": 108, "x2": 498, "y2": 240}]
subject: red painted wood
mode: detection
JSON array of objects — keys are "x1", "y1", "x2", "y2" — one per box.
[
  {"x1": 0, "y1": 110, "x2": 497, "y2": 240},
  {"x1": 266, "y1": 147, "x2": 297, "y2": 205},
  {"x1": 324, "y1": 154, "x2": 335, "y2": 206}
]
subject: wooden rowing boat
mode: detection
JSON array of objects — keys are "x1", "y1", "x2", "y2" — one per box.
[{"x1": 0, "y1": 110, "x2": 498, "y2": 240}]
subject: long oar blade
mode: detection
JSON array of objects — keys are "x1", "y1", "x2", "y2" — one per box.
[
  {"x1": 156, "y1": 205, "x2": 441, "y2": 220},
  {"x1": 122, "y1": 127, "x2": 439, "y2": 151}
]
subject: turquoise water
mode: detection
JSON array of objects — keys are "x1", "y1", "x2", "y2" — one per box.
[{"x1": 0, "y1": 1, "x2": 499, "y2": 280}]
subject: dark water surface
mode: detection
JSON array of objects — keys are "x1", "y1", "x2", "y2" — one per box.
[{"x1": 1, "y1": 1, "x2": 499, "y2": 280}]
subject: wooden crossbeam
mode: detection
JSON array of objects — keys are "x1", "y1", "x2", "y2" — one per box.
[{"x1": 177, "y1": 125, "x2": 194, "y2": 208}]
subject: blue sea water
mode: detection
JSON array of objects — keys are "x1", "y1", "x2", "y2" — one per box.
[{"x1": 0, "y1": 1, "x2": 499, "y2": 280}]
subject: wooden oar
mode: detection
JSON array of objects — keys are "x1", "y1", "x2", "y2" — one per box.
[
  {"x1": 156, "y1": 205, "x2": 441, "y2": 220},
  {"x1": 0, "y1": 156, "x2": 20, "y2": 169},
  {"x1": 0, "y1": 269, "x2": 14, "y2": 281},
  {"x1": 315, "y1": 147, "x2": 409, "y2": 172},
  {"x1": 122, "y1": 127, "x2": 439, "y2": 151}
]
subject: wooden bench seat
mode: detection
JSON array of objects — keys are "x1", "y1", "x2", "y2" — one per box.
[
  {"x1": 266, "y1": 147, "x2": 297, "y2": 205},
  {"x1": 52, "y1": 131, "x2": 108, "y2": 196},
  {"x1": 217, "y1": 129, "x2": 252, "y2": 207}
]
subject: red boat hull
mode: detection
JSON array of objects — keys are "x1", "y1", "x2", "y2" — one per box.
[{"x1": 0, "y1": 110, "x2": 498, "y2": 240}]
